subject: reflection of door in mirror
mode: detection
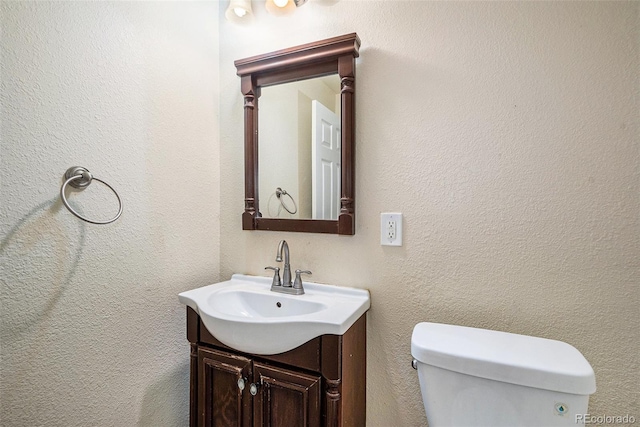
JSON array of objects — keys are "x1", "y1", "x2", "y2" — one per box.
[
  {"x1": 259, "y1": 75, "x2": 341, "y2": 219},
  {"x1": 312, "y1": 100, "x2": 341, "y2": 220}
]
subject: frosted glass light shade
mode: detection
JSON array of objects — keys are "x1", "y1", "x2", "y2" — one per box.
[
  {"x1": 265, "y1": 0, "x2": 296, "y2": 16},
  {"x1": 225, "y1": 0, "x2": 253, "y2": 23}
]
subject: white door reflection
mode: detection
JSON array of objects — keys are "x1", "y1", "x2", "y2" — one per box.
[{"x1": 312, "y1": 100, "x2": 340, "y2": 220}]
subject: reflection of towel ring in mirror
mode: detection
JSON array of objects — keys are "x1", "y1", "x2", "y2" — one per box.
[
  {"x1": 275, "y1": 187, "x2": 297, "y2": 215},
  {"x1": 267, "y1": 191, "x2": 291, "y2": 217}
]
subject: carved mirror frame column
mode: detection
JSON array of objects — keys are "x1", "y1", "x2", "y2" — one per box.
[{"x1": 235, "y1": 33, "x2": 360, "y2": 235}]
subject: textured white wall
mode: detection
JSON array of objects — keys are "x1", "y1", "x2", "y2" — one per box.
[
  {"x1": 2, "y1": 1, "x2": 638, "y2": 426},
  {"x1": 219, "y1": 1, "x2": 639, "y2": 426},
  {"x1": 1, "y1": 2, "x2": 219, "y2": 426}
]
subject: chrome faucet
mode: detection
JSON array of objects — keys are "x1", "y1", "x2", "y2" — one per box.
[
  {"x1": 276, "y1": 239, "x2": 292, "y2": 287},
  {"x1": 264, "y1": 240, "x2": 310, "y2": 295}
]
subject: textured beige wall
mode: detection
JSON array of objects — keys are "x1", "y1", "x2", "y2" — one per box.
[
  {"x1": 1, "y1": 1, "x2": 638, "y2": 426},
  {"x1": 219, "y1": 1, "x2": 639, "y2": 426},
  {"x1": 1, "y1": 2, "x2": 219, "y2": 426}
]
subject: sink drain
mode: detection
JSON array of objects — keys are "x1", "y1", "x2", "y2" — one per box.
[{"x1": 276, "y1": 302, "x2": 282, "y2": 308}]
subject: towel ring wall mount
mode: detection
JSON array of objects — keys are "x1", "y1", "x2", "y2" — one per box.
[
  {"x1": 60, "y1": 166, "x2": 123, "y2": 225},
  {"x1": 275, "y1": 187, "x2": 297, "y2": 215}
]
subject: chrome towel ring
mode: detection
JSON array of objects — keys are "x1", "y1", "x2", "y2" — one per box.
[
  {"x1": 60, "y1": 166, "x2": 123, "y2": 225},
  {"x1": 275, "y1": 187, "x2": 297, "y2": 215}
]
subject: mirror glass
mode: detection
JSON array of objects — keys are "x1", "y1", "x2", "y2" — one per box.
[{"x1": 259, "y1": 74, "x2": 342, "y2": 220}]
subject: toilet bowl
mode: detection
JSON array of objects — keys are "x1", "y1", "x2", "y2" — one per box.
[{"x1": 411, "y1": 322, "x2": 596, "y2": 427}]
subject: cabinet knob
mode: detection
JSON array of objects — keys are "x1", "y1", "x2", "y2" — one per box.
[
  {"x1": 249, "y1": 383, "x2": 260, "y2": 396},
  {"x1": 237, "y1": 377, "x2": 247, "y2": 391}
]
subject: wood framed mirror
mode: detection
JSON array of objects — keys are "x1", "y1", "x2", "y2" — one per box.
[{"x1": 235, "y1": 33, "x2": 360, "y2": 235}]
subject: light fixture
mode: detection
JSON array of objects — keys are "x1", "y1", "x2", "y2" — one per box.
[
  {"x1": 226, "y1": 0, "x2": 309, "y2": 24},
  {"x1": 265, "y1": 0, "x2": 295, "y2": 16},
  {"x1": 225, "y1": 0, "x2": 253, "y2": 23}
]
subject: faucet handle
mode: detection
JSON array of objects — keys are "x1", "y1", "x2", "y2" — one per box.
[
  {"x1": 293, "y1": 269, "x2": 311, "y2": 291},
  {"x1": 265, "y1": 266, "x2": 282, "y2": 288}
]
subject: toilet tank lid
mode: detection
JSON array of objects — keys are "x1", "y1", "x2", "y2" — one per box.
[{"x1": 411, "y1": 322, "x2": 596, "y2": 395}]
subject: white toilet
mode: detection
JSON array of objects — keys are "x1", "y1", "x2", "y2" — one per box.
[{"x1": 411, "y1": 322, "x2": 596, "y2": 427}]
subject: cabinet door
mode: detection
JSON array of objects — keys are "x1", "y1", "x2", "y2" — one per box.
[
  {"x1": 253, "y1": 362, "x2": 321, "y2": 427},
  {"x1": 198, "y1": 347, "x2": 252, "y2": 427}
]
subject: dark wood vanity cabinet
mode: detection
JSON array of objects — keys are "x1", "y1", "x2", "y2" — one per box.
[
  {"x1": 197, "y1": 347, "x2": 252, "y2": 427},
  {"x1": 186, "y1": 307, "x2": 366, "y2": 427},
  {"x1": 252, "y1": 361, "x2": 321, "y2": 427},
  {"x1": 197, "y1": 347, "x2": 321, "y2": 427}
]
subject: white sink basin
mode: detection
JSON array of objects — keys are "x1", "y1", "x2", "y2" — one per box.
[{"x1": 178, "y1": 274, "x2": 370, "y2": 355}]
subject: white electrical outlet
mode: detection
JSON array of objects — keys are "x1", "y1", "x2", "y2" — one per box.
[{"x1": 381, "y1": 213, "x2": 403, "y2": 246}]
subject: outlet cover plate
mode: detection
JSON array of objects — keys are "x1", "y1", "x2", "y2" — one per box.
[{"x1": 381, "y1": 212, "x2": 403, "y2": 246}]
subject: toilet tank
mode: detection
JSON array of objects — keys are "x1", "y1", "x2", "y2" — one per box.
[{"x1": 411, "y1": 323, "x2": 596, "y2": 427}]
